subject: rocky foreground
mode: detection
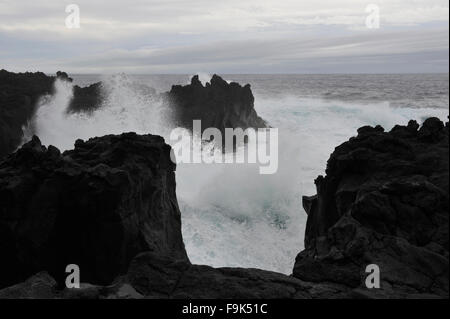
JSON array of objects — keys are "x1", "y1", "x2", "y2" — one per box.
[
  {"x1": 0, "y1": 117, "x2": 448, "y2": 299},
  {"x1": 296, "y1": 118, "x2": 449, "y2": 298}
]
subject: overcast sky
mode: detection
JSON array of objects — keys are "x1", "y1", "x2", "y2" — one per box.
[{"x1": 0, "y1": 0, "x2": 448, "y2": 74}]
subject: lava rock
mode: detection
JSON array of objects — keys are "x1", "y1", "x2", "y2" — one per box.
[
  {"x1": 56, "y1": 71, "x2": 73, "y2": 82},
  {"x1": 294, "y1": 118, "x2": 449, "y2": 298},
  {"x1": 0, "y1": 133, "x2": 187, "y2": 288},
  {"x1": 0, "y1": 70, "x2": 58, "y2": 158},
  {"x1": 0, "y1": 251, "x2": 320, "y2": 299},
  {"x1": 69, "y1": 82, "x2": 104, "y2": 113},
  {"x1": 0, "y1": 272, "x2": 58, "y2": 299},
  {"x1": 164, "y1": 74, "x2": 267, "y2": 135},
  {"x1": 126, "y1": 252, "x2": 311, "y2": 299}
]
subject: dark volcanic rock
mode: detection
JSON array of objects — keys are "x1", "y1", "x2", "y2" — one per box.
[
  {"x1": 0, "y1": 271, "x2": 143, "y2": 299},
  {"x1": 0, "y1": 252, "x2": 317, "y2": 299},
  {"x1": 69, "y1": 81, "x2": 157, "y2": 113},
  {"x1": 0, "y1": 272, "x2": 58, "y2": 299},
  {"x1": 164, "y1": 75, "x2": 267, "y2": 134},
  {"x1": 69, "y1": 82, "x2": 104, "y2": 113},
  {"x1": 0, "y1": 250, "x2": 355, "y2": 299},
  {"x1": 0, "y1": 70, "x2": 69, "y2": 158},
  {"x1": 56, "y1": 71, "x2": 73, "y2": 82},
  {"x1": 294, "y1": 118, "x2": 449, "y2": 298},
  {"x1": 126, "y1": 252, "x2": 312, "y2": 299},
  {"x1": 67, "y1": 74, "x2": 267, "y2": 134},
  {"x1": 0, "y1": 133, "x2": 187, "y2": 288}
]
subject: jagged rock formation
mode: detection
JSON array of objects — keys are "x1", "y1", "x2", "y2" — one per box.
[
  {"x1": 164, "y1": 75, "x2": 267, "y2": 135},
  {"x1": 69, "y1": 82, "x2": 103, "y2": 113},
  {"x1": 294, "y1": 118, "x2": 449, "y2": 298},
  {"x1": 69, "y1": 74, "x2": 267, "y2": 135},
  {"x1": 0, "y1": 70, "x2": 70, "y2": 158},
  {"x1": 69, "y1": 81, "x2": 157, "y2": 113},
  {"x1": 0, "y1": 133, "x2": 187, "y2": 288}
]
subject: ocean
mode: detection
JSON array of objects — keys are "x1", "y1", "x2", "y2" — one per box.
[{"x1": 28, "y1": 73, "x2": 449, "y2": 274}]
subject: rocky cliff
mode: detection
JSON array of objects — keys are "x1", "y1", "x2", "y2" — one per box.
[
  {"x1": 0, "y1": 70, "x2": 70, "y2": 158},
  {"x1": 294, "y1": 118, "x2": 449, "y2": 298},
  {"x1": 164, "y1": 75, "x2": 267, "y2": 135},
  {"x1": 69, "y1": 82, "x2": 103, "y2": 113},
  {"x1": 0, "y1": 133, "x2": 187, "y2": 288}
]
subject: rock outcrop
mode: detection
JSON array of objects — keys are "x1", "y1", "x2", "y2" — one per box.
[
  {"x1": 0, "y1": 252, "x2": 321, "y2": 299},
  {"x1": 294, "y1": 118, "x2": 449, "y2": 298},
  {"x1": 0, "y1": 70, "x2": 70, "y2": 158},
  {"x1": 69, "y1": 81, "x2": 157, "y2": 113},
  {"x1": 0, "y1": 133, "x2": 187, "y2": 288},
  {"x1": 164, "y1": 75, "x2": 267, "y2": 135},
  {"x1": 68, "y1": 74, "x2": 267, "y2": 133},
  {"x1": 69, "y1": 82, "x2": 104, "y2": 113}
]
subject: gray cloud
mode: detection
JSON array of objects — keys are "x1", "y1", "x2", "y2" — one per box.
[{"x1": 0, "y1": 0, "x2": 448, "y2": 73}]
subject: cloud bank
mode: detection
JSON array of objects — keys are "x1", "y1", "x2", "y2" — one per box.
[{"x1": 0, "y1": 0, "x2": 448, "y2": 73}]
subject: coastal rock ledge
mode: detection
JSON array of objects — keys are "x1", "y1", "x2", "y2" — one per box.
[
  {"x1": 0, "y1": 117, "x2": 448, "y2": 299},
  {"x1": 295, "y1": 117, "x2": 449, "y2": 298}
]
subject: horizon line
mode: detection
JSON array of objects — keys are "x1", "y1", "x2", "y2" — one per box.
[{"x1": 2, "y1": 69, "x2": 449, "y2": 76}]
